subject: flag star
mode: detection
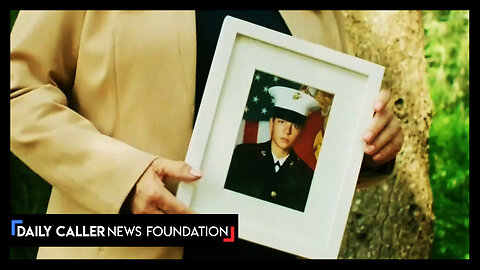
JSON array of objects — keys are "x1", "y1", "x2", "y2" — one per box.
[
  {"x1": 253, "y1": 96, "x2": 259, "y2": 103},
  {"x1": 255, "y1": 73, "x2": 261, "y2": 81},
  {"x1": 244, "y1": 106, "x2": 249, "y2": 113},
  {"x1": 273, "y1": 76, "x2": 279, "y2": 82},
  {"x1": 263, "y1": 86, "x2": 269, "y2": 92},
  {"x1": 271, "y1": 98, "x2": 275, "y2": 104},
  {"x1": 261, "y1": 108, "x2": 267, "y2": 114}
]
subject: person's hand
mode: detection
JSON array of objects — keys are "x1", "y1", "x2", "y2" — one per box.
[
  {"x1": 129, "y1": 158, "x2": 202, "y2": 214},
  {"x1": 363, "y1": 89, "x2": 404, "y2": 168}
]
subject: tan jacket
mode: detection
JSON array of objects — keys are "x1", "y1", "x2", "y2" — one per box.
[{"x1": 10, "y1": 10, "x2": 344, "y2": 259}]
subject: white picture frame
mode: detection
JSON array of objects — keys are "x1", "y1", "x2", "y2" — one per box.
[{"x1": 177, "y1": 16, "x2": 384, "y2": 259}]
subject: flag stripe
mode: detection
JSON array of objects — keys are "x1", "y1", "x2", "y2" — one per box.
[
  {"x1": 243, "y1": 120, "x2": 259, "y2": 144},
  {"x1": 235, "y1": 120, "x2": 246, "y2": 146},
  {"x1": 257, "y1": 121, "x2": 271, "y2": 143}
]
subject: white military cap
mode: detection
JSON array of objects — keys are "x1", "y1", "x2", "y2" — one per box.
[{"x1": 268, "y1": 86, "x2": 321, "y2": 125}]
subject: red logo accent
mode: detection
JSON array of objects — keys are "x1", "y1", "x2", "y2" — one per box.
[{"x1": 223, "y1": 226, "x2": 235, "y2": 242}]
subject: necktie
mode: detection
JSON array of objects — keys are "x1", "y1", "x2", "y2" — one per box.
[{"x1": 274, "y1": 161, "x2": 281, "y2": 173}]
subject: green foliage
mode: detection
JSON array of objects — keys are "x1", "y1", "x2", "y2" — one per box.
[
  {"x1": 10, "y1": 10, "x2": 18, "y2": 31},
  {"x1": 423, "y1": 10, "x2": 469, "y2": 259}
]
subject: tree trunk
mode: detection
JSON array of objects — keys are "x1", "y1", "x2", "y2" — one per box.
[{"x1": 335, "y1": 10, "x2": 435, "y2": 259}]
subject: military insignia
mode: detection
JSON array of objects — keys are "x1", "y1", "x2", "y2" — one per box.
[
  {"x1": 292, "y1": 92, "x2": 301, "y2": 100},
  {"x1": 261, "y1": 150, "x2": 266, "y2": 156}
]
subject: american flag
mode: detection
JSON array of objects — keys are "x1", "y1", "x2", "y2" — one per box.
[{"x1": 235, "y1": 70, "x2": 326, "y2": 171}]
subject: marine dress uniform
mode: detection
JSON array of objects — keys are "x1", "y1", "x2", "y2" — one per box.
[{"x1": 225, "y1": 140, "x2": 313, "y2": 212}]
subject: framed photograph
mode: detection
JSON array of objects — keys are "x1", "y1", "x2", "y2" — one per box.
[{"x1": 177, "y1": 16, "x2": 384, "y2": 259}]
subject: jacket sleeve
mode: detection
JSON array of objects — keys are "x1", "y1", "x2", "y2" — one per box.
[
  {"x1": 10, "y1": 11, "x2": 157, "y2": 214},
  {"x1": 356, "y1": 158, "x2": 396, "y2": 189}
]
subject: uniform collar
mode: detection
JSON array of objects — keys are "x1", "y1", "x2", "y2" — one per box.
[{"x1": 272, "y1": 151, "x2": 289, "y2": 166}]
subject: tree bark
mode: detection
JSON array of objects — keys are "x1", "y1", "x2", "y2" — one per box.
[{"x1": 335, "y1": 10, "x2": 435, "y2": 259}]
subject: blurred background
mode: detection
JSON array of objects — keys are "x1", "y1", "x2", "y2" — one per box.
[
  {"x1": 423, "y1": 10, "x2": 469, "y2": 259},
  {"x1": 9, "y1": 10, "x2": 469, "y2": 259}
]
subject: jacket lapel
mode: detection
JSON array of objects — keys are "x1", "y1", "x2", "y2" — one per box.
[
  {"x1": 259, "y1": 141, "x2": 276, "y2": 176},
  {"x1": 278, "y1": 149, "x2": 298, "y2": 175},
  {"x1": 170, "y1": 11, "x2": 197, "y2": 94}
]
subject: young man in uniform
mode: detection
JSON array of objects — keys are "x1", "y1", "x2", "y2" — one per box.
[{"x1": 225, "y1": 86, "x2": 321, "y2": 212}]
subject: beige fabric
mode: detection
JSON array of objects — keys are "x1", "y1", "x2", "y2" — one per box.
[{"x1": 10, "y1": 10, "x2": 343, "y2": 259}]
